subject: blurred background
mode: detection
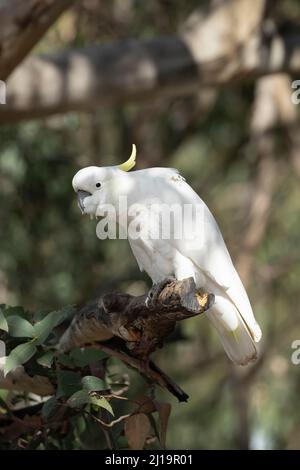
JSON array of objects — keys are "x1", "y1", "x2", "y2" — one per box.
[{"x1": 0, "y1": 0, "x2": 300, "y2": 449}]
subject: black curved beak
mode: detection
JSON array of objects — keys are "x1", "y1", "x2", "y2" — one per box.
[{"x1": 77, "y1": 190, "x2": 92, "y2": 214}]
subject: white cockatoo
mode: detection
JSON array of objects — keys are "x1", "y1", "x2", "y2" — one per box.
[{"x1": 72, "y1": 145, "x2": 262, "y2": 365}]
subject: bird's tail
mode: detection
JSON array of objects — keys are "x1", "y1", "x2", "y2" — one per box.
[{"x1": 206, "y1": 307, "x2": 258, "y2": 366}]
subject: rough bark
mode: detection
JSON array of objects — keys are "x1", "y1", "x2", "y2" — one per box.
[
  {"x1": 58, "y1": 277, "x2": 213, "y2": 357},
  {"x1": 58, "y1": 277, "x2": 213, "y2": 402}
]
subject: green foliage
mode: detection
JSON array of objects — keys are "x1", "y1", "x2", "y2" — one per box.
[
  {"x1": 67, "y1": 389, "x2": 90, "y2": 408},
  {"x1": 37, "y1": 351, "x2": 55, "y2": 368},
  {"x1": 81, "y1": 376, "x2": 106, "y2": 392},
  {"x1": 1, "y1": 0, "x2": 300, "y2": 450},
  {"x1": 0, "y1": 306, "x2": 165, "y2": 450},
  {"x1": 33, "y1": 305, "x2": 75, "y2": 344},
  {"x1": 57, "y1": 348, "x2": 107, "y2": 369},
  {"x1": 69, "y1": 348, "x2": 107, "y2": 367},
  {"x1": 66, "y1": 389, "x2": 114, "y2": 416},
  {"x1": 56, "y1": 370, "x2": 82, "y2": 398},
  {"x1": 1, "y1": 306, "x2": 76, "y2": 376},
  {"x1": 6, "y1": 316, "x2": 35, "y2": 338},
  {"x1": 4, "y1": 342, "x2": 37, "y2": 376},
  {"x1": 90, "y1": 396, "x2": 114, "y2": 416},
  {"x1": 42, "y1": 396, "x2": 59, "y2": 422},
  {"x1": 0, "y1": 308, "x2": 8, "y2": 332}
]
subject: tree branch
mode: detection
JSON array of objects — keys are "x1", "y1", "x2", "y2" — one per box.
[
  {"x1": 0, "y1": 278, "x2": 213, "y2": 402},
  {"x1": 2, "y1": 0, "x2": 300, "y2": 123},
  {"x1": 0, "y1": 362, "x2": 54, "y2": 396},
  {"x1": 57, "y1": 277, "x2": 213, "y2": 402},
  {"x1": 58, "y1": 277, "x2": 213, "y2": 358},
  {"x1": 0, "y1": 0, "x2": 75, "y2": 80}
]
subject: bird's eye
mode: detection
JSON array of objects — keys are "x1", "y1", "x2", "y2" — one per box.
[{"x1": 96, "y1": 182, "x2": 101, "y2": 188}]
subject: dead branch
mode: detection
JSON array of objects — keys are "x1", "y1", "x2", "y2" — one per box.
[
  {"x1": 59, "y1": 277, "x2": 213, "y2": 357},
  {"x1": 58, "y1": 277, "x2": 214, "y2": 402}
]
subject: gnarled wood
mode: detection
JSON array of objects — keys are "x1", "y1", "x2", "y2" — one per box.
[
  {"x1": 58, "y1": 277, "x2": 213, "y2": 402},
  {"x1": 58, "y1": 277, "x2": 213, "y2": 358},
  {"x1": 0, "y1": 278, "x2": 213, "y2": 401}
]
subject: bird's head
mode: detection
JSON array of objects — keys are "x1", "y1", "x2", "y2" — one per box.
[{"x1": 72, "y1": 144, "x2": 136, "y2": 216}]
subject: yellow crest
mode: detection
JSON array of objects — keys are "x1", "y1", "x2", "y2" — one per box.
[{"x1": 117, "y1": 144, "x2": 136, "y2": 172}]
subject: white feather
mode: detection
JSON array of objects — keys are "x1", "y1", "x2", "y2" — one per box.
[
  {"x1": 73, "y1": 164, "x2": 262, "y2": 365},
  {"x1": 124, "y1": 168, "x2": 262, "y2": 365}
]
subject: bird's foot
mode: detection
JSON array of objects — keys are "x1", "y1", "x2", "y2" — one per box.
[{"x1": 145, "y1": 277, "x2": 176, "y2": 309}]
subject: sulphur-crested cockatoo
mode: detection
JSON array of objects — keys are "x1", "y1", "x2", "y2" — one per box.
[{"x1": 72, "y1": 145, "x2": 261, "y2": 365}]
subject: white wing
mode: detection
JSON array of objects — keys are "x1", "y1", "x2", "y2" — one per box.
[
  {"x1": 164, "y1": 174, "x2": 262, "y2": 342},
  {"x1": 128, "y1": 168, "x2": 261, "y2": 342},
  {"x1": 125, "y1": 168, "x2": 262, "y2": 364}
]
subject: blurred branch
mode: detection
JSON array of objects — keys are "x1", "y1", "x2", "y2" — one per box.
[
  {"x1": 0, "y1": 0, "x2": 75, "y2": 80},
  {"x1": 2, "y1": 0, "x2": 300, "y2": 122},
  {"x1": 237, "y1": 74, "x2": 289, "y2": 285},
  {"x1": 58, "y1": 277, "x2": 213, "y2": 401},
  {"x1": 232, "y1": 72, "x2": 292, "y2": 450},
  {"x1": 0, "y1": 362, "x2": 54, "y2": 396}
]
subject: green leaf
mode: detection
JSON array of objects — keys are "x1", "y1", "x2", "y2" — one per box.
[
  {"x1": 0, "y1": 389, "x2": 9, "y2": 403},
  {"x1": 0, "y1": 341, "x2": 5, "y2": 359},
  {"x1": 70, "y1": 348, "x2": 107, "y2": 367},
  {"x1": 0, "y1": 308, "x2": 8, "y2": 332},
  {"x1": 6, "y1": 315, "x2": 35, "y2": 338},
  {"x1": 57, "y1": 349, "x2": 107, "y2": 368},
  {"x1": 42, "y1": 396, "x2": 58, "y2": 421},
  {"x1": 67, "y1": 390, "x2": 90, "y2": 408},
  {"x1": 0, "y1": 391, "x2": 9, "y2": 414},
  {"x1": 34, "y1": 313, "x2": 58, "y2": 344},
  {"x1": 37, "y1": 351, "x2": 55, "y2": 368},
  {"x1": 82, "y1": 376, "x2": 106, "y2": 392},
  {"x1": 56, "y1": 370, "x2": 82, "y2": 398},
  {"x1": 71, "y1": 415, "x2": 86, "y2": 437},
  {"x1": 33, "y1": 306, "x2": 76, "y2": 344},
  {"x1": 50, "y1": 305, "x2": 76, "y2": 327},
  {"x1": 4, "y1": 342, "x2": 37, "y2": 376},
  {"x1": 90, "y1": 396, "x2": 114, "y2": 416},
  {"x1": 4, "y1": 306, "x2": 27, "y2": 319},
  {"x1": 57, "y1": 353, "x2": 74, "y2": 367},
  {"x1": 34, "y1": 309, "x2": 52, "y2": 322}
]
